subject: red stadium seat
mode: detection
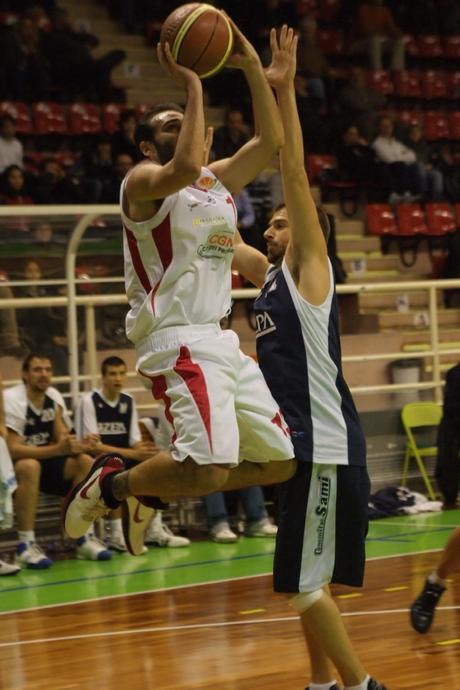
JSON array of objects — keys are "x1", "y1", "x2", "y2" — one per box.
[
  {"x1": 0, "y1": 12, "x2": 18, "y2": 25},
  {"x1": 32, "y1": 102, "x2": 67, "y2": 134},
  {"x1": 317, "y1": 29, "x2": 344, "y2": 55},
  {"x1": 418, "y1": 35, "x2": 443, "y2": 58},
  {"x1": 396, "y1": 204, "x2": 428, "y2": 236},
  {"x1": 403, "y1": 34, "x2": 419, "y2": 57},
  {"x1": 443, "y1": 35, "x2": 460, "y2": 59},
  {"x1": 423, "y1": 111, "x2": 450, "y2": 141},
  {"x1": 0, "y1": 101, "x2": 33, "y2": 133},
  {"x1": 75, "y1": 264, "x2": 109, "y2": 294},
  {"x1": 420, "y1": 71, "x2": 448, "y2": 100},
  {"x1": 231, "y1": 271, "x2": 243, "y2": 289},
  {"x1": 367, "y1": 70, "x2": 394, "y2": 95},
  {"x1": 366, "y1": 204, "x2": 397, "y2": 236},
  {"x1": 425, "y1": 203, "x2": 456, "y2": 235},
  {"x1": 393, "y1": 109, "x2": 423, "y2": 127},
  {"x1": 454, "y1": 203, "x2": 460, "y2": 227},
  {"x1": 306, "y1": 154, "x2": 336, "y2": 183},
  {"x1": 447, "y1": 112, "x2": 460, "y2": 140},
  {"x1": 68, "y1": 103, "x2": 101, "y2": 135},
  {"x1": 445, "y1": 71, "x2": 460, "y2": 99},
  {"x1": 394, "y1": 70, "x2": 421, "y2": 98},
  {"x1": 101, "y1": 103, "x2": 124, "y2": 134}
]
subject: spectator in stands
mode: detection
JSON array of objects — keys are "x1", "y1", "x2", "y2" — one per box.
[
  {"x1": 211, "y1": 108, "x2": 250, "y2": 161},
  {"x1": 4, "y1": 353, "x2": 111, "y2": 568},
  {"x1": 437, "y1": 144, "x2": 460, "y2": 202},
  {"x1": 372, "y1": 116, "x2": 422, "y2": 203},
  {"x1": 0, "y1": 165, "x2": 34, "y2": 206},
  {"x1": 0, "y1": 279, "x2": 25, "y2": 358},
  {"x1": 297, "y1": 16, "x2": 331, "y2": 106},
  {"x1": 337, "y1": 124, "x2": 382, "y2": 186},
  {"x1": 355, "y1": 0, "x2": 405, "y2": 71},
  {"x1": 0, "y1": 116, "x2": 23, "y2": 175},
  {"x1": 33, "y1": 157, "x2": 82, "y2": 204},
  {"x1": 0, "y1": 14, "x2": 51, "y2": 102},
  {"x1": 246, "y1": 173, "x2": 274, "y2": 252},
  {"x1": 204, "y1": 488, "x2": 278, "y2": 542},
  {"x1": 42, "y1": 7, "x2": 125, "y2": 102},
  {"x1": 31, "y1": 221, "x2": 54, "y2": 244},
  {"x1": 435, "y1": 362, "x2": 460, "y2": 510},
  {"x1": 405, "y1": 124, "x2": 443, "y2": 201},
  {"x1": 337, "y1": 67, "x2": 386, "y2": 142},
  {"x1": 111, "y1": 109, "x2": 141, "y2": 163},
  {"x1": 103, "y1": 152, "x2": 135, "y2": 202},
  {"x1": 72, "y1": 134, "x2": 114, "y2": 203},
  {"x1": 0, "y1": 370, "x2": 20, "y2": 575},
  {"x1": 15, "y1": 259, "x2": 69, "y2": 376},
  {"x1": 234, "y1": 188, "x2": 256, "y2": 235}
]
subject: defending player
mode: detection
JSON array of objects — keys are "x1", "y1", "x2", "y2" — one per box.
[
  {"x1": 63, "y1": 17, "x2": 296, "y2": 554},
  {"x1": 232, "y1": 27, "x2": 388, "y2": 690}
]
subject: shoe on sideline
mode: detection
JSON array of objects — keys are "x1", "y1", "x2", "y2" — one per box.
[{"x1": 15, "y1": 542, "x2": 53, "y2": 569}]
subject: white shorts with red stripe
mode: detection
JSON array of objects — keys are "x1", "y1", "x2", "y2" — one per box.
[{"x1": 137, "y1": 324, "x2": 294, "y2": 466}]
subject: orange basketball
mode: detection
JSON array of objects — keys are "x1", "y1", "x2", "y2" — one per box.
[{"x1": 160, "y1": 3, "x2": 233, "y2": 79}]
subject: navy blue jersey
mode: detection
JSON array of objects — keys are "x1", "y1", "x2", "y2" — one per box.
[
  {"x1": 23, "y1": 395, "x2": 57, "y2": 447},
  {"x1": 254, "y1": 259, "x2": 366, "y2": 466}
]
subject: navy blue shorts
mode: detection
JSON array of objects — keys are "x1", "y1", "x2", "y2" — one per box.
[{"x1": 274, "y1": 462, "x2": 370, "y2": 593}]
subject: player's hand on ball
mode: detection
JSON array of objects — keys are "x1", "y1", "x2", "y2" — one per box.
[
  {"x1": 265, "y1": 25, "x2": 298, "y2": 90},
  {"x1": 222, "y1": 13, "x2": 260, "y2": 71},
  {"x1": 156, "y1": 41, "x2": 200, "y2": 87}
]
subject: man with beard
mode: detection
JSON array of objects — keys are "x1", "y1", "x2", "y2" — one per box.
[{"x1": 63, "y1": 20, "x2": 296, "y2": 556}]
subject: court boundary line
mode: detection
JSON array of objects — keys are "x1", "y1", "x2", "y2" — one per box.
[
  {"x1": 0, "y1": 605, "x2": 459, "y2": 649},
  {"x1": 0, "y1": 547, "x2": 447, "y2": 617}
]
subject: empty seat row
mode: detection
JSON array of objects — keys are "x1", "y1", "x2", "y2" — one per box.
[
  {"x1": 367, "y1": 69, "x2": 460, "y2": 99},
  {"x1": 367, "y1": 202, "x2": 460, "y2": 237},
  {"x1": 318, "y1": 31, "x2": 460, "y2": 60}
]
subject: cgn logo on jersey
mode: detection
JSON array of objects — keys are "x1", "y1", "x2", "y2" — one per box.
[{"x1": 197, "y1": 224, "x2": 235, "y2": 260}]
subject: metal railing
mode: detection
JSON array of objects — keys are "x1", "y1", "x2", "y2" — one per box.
[{"x1": 1, "y1": 206, "x2": 460, "y2": 408}]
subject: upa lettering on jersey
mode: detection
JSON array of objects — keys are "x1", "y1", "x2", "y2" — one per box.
[
  {"x1": 314, "y1": 475, "x2": 331, "y2": 555},
  {"x1": 255, "y1": 311, "x2": 277, "y2": 338}
]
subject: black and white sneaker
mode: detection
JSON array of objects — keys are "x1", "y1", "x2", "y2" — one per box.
[
  {"x1": 367, "y1": 679, "x2": 388, "y2": 690},
  {"x1": 410, "y1": 578, "x2": 446, "y2": 633},
  {"x1": 305, "y1": 685, "x2": 340, "y2": 690}
]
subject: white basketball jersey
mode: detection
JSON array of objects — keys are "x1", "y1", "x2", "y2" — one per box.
[{"x1": 121, "y1": 167, "x2": 237, "y2": 346}]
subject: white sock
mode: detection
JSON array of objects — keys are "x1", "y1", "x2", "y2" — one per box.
[
  {"x1": 345, "y1": 675, "x2": 370, "y2": 690},
  {"x1": 310, "y1": 681, "x2": 338, "y2": 690},
  {"x1": 427, "y1": 571, "x2": 445, "y2": 587},
  {"x1": 108, "y1": 518, "x2": 123, "y2": 535},
  {"x1": 18, "y1": 531, "x2": 35, "y2": 544}
]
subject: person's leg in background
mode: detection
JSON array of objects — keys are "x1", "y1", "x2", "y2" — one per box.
[
  {"x1": 204, "y1": 492, "x2": 238, "y2": 543},
  {"x1": 240, "y1": 486, "x2": 278, "y2": 537}
]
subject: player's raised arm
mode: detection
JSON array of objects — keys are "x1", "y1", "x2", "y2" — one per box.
[
  {"x1": 266, "y1": 26, "x2": 329, "y2": 303},
  {"x1": 209, "y1": 18, "x2": 284, "y2": 193},
  {"x1": 125, "y1": 42, "x2": 205, "y2": 203},
  {"x1": 232, "y1": 230, "x2": 269, "y2": 289}
]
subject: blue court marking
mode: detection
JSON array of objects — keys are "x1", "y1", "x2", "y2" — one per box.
[
  {"x1": 0, "y1": 550, "x2": 275, "y2": 595},
  {"x1": 367, "y1": 525, "x2": 453, "y2": 543}
]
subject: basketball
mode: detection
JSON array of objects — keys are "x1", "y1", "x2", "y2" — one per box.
[{"x1": 160, "y1": 3, "x2": 233, "y2": 79}]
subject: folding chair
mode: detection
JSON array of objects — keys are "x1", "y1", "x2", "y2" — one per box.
[{"x1": 401, "y1": 401, "x2": 442, "y2": 500}]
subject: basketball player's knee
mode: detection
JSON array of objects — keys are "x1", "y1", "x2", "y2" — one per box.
[
  {"x1": 277, "y1": 458, "x2": 297, "y2": 481},
  {"x1": 288, "y1": 589, "x2": 324, "y2": 613},
  {"x1": 14, "y1": 458, "x2": 41, "y2": 485}
]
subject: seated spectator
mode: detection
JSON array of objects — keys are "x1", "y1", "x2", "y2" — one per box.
[
  {"x1": 0, "y1": 165, "x2": 34, "y2": 206},
  {"x1": 337, "y1": 124, "x2": 380, "y2": 183},
  {"x1": 405, "y1": 124, "x2": 443, "y2": 201},
  {"x1": 33, "y1": 157, "x2": 82, "y2": 204},
  {"x1": 355, "y1": 0, "x2": 405, "y2": 71},
  {"x1": 234, "y1": 188, "x2": 256, "y2": 237},
  {"x1": 0, "y1": 14, "x2": 51, "y2": 102},
  {"x1": 102, "y1": 152, "x2": 134, "y2": 202},
  {"x1": 0, "y1": 116, "x2": 24, "y2": 175},
  {"x1": 15, "y1": 259, "x2": 69, "y2": 376},
  {"x1": 111, "y1": 109, "x2": 142, "y2": 163},
  {"x1": 74, "y1": 356, "x2": 186, "y2": 551},
  {"x1": 204, "y1": 488, "x2": 277, "y2": 543},
  {"x1": 211, "y1": 108, "x2": 250, "y2": 161},
  {"x1": 297, "y1": 16, "x2": 331, "y2": 106},
  {"x1": 437, "y1": 144, "x2": 460, "y2": 202},
  {"x1": 372, "y1": 116, "x2": 422, "y2": 202},
  {"x1": 42, "y1": 7, "x2": 125, "y2": 102},
  {"x1": 337, "y1": 67, "x2": 386, "y2": 142},
  {"x1": 31, "y1": 221, "x2": 54, "y2": 244},
  {"x1": 4, "y1": 353, "x2": 111, "y2": 568},
  {"x1": 0, "y1": 371, "x2": 20, "y2": 576},
  {"x1": 0, "y1": 280, "x2": 24, "y2": 358},
  {"x1": 435, "y1": 362, "x2": 460, "y2": 509}
]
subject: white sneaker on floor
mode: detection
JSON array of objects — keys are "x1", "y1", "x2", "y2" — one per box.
[
  {"x1": 0, "y1": 559, "x2": 20, "y2": 576},
  {"x1": 245, "y1": 519, "x2": 278, "y2": 537},
  {"x1": 76, "y1": 535, "x2": 112, "y2": 561},
  {"x1": 145, "y1": 519, "x2": 190, "y2": 548},
  {"x1": 106, "y1": 531, "x2": 128, "y2": 553},
  {"x1": 210, "y1": 523, "x2": 238, "y2": 543},
  {"x1": 15, "y1": 542, "x2": 53, "y2": 569}
]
